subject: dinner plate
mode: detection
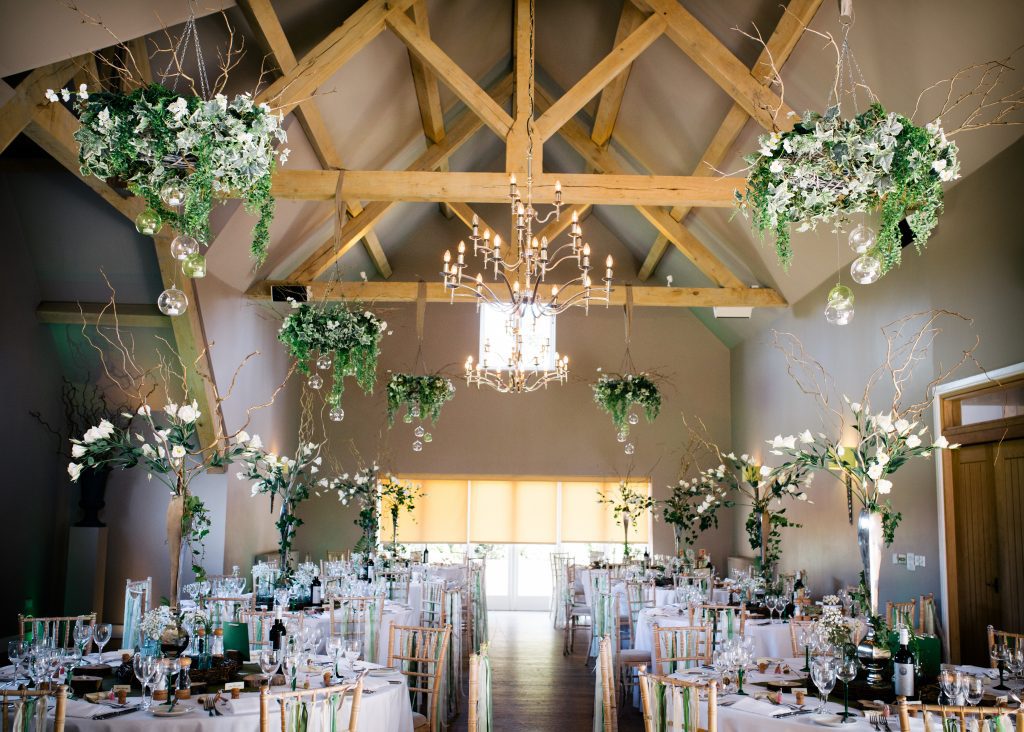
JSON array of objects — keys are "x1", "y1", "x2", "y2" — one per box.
[
  {"x1": 150, "y1": 705, "x2": 191, "y2": 717},
  {"x1": 809, "y1": 713, "x2": 845, "y2": 727}
]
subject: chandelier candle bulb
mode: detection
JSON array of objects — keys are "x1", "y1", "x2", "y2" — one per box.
[{"x1": 555, "y1": 180, "x2": 562, "y2": 205}]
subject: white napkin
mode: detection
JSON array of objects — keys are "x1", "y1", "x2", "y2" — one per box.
[
  {"x1": 730, "y1": 698, "x2": 788, "y2": 717},
  {"x1": 225, "y1": 694, "x2": 263, "y2": 715},
  {"x1": 64, "y1": 700, "x2": 108, "y2": 719},
  {"x1": 956, "y1": 665, "x2": 999, "y2": 680}
]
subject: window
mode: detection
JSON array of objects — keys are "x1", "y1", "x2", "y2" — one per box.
[{"x1": 478, "y1": 304, "x2": 557, "y2": 371}]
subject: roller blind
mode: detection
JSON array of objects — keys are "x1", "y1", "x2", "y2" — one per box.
[
  {"x1": 394, "y1": 479, "x2": 468, "y2": 543},
  {"x1": 469, "y1": 480, "x2": 558, "y2": 544},
  {"x1": 560, "y1": 480, "x2": 650, "y2": 544}
]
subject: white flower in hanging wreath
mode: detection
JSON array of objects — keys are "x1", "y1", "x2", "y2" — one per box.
[
  {"x1": 386, "y1": 374, "x2": 455, "y2": 426},
  {"x1": 592, "y1": 373, "x2": 662, "y2": 436},
  {"x1": 738, "y1": 103, "x2": 960, "y2": 276},
  {"x1": 277, "y1": 301, "x2": 387, "y2": 412},
  {"x1": 55, "y1": 84, "x2": 288, "y2": 266}
]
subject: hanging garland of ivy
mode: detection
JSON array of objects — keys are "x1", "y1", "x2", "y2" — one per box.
[
  {"x1": 592, "y1": 373, "x2": 661, "y2": 434},
  {"x1": 385, "y1": 374, "x2": 455, "y2": 426},
  {"x1": 277, "y1": 302, "x2": 387, "y2": 407},
  {"x1": 738, "y1": 103, "x2": 959, "y2": 274},
  {"x1": 67, "y1": 83, "x2": 287, "y2": 264}
]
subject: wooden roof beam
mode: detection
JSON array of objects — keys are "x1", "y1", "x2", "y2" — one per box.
[
  {"x1": 37, "y1": 301, "x2": 168, "y2": 328},
  {"x1": 506, "y1": 0, "x2": 537, "y2": 173},
  {"x1": 0, "y1": 57, "x2": 80, "y2": 154},
  {"x1": 249, "y1": 280, "x2": 786, "y2": 308},
  {"x1": 237, "y1": 0, "x2": 391, "y2": 278},
  {"x1": 590, "y1": 2, "x2": 648, "y2": 148},
  {"x1": 637, "y1": 0, "x2": 822, "y2": 280}
]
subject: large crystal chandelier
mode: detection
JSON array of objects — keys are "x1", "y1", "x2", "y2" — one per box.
[{"x1": 441, "y1": 152, "x2": 613, "y2": 393}]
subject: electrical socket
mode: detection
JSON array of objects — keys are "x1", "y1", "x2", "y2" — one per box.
[
  {"x1": 916, "y1": 555, "x2": 926, "y2": 568},
  {"x1": 907, "y1": 552, "x2": 916, "y2": 571},
  {"x1": 892, "y1": 553, "x2": 907, "y2": 566}
]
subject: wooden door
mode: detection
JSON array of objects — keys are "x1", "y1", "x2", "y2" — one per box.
[
  {"x1": 951, "y1": 444, "x2": 1002, "y2": 664},
  {"x1": 993, "y1": 439, "x2": 1024, "y2": 633}
]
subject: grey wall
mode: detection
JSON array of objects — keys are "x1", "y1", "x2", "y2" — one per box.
[{"x1": 729, "y1": 136, "x2": 1024, "y2": 608}]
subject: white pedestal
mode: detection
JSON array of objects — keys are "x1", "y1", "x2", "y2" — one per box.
[{"x1": 65, "y1": 527, "x2": 107, "y2": 618}]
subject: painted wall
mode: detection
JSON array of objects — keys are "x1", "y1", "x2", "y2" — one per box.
[{"x1": 729, "y1": 136, "x2": 1024, "y2": 608}]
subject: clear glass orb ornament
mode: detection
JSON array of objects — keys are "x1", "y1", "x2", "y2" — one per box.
[
  {"x1": 413, "y1": 426, "x2": 425, "y2": 438},
  {"x1": 850, "y1": 254, "x2": 882, "y2": 285},
  {"x1": 848, "y1": 224, "x2": 876, "y2": 254},
  {"x1": 412, "y1": 440, "x2": 423, "y2": 452},
  {"x1": 824, "y1": 284, "x2": 855, "y2": 325},
  {"x1": 316, "y1": 354, "x2": 332, "y2": 371},
  {"x1": 307, "y1": 373, "x2": 323, "y2": 390},
  {"x1": 403, "y1": 413, "x2": 414, "y2": 424},
  {"x1": 423, "y1": 432, "x2": 432, "y2": 443},
  {"x1": 181, "y1": 253, "x2": 206, "y2": 278},
  {"x1": 624, "y1": 443, "x2": 635, "y2": 455},
  {"x1": 157, "y1": 287, "x2": 188, "y2": 316},
  {"x1": 160, "y1": 181, "x2": 187, "y2": 208},
  {"x1": 329, "y1": 406, "x2": 345, "y2": 422},
  {"x1": 169, "y1": 234, "x2": 199, "y2": 261},
  {"x1": 616, "y1": 430, "x2": 627, "y2": 443},
  {"x1": 135, "y1": 208, "x2": 162, "y2": 235},
  {"x1": 410, "y1": 404, "x2": 421, "y2": 418},
  {"x1": 628, "y1": 412, "x2": 640, "y2": 425}
]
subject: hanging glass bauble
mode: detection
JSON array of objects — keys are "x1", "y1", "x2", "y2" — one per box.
[
  {"x1": 848, "y1": 224, "x2": 876, "y2": 254},
  {"x1": 160, "y1": 181, "x2": 187, "y2": 208},
  {"x1": 412, "y1": 440, "x2": 423, "y2": 452},
  {"x1": 413, "y1": 426, "x2": 425, "y2": 438},
  {"x1": 850, "y1": 254, "x2": 882, "y2": 285},
  {"x1": 423, "y1": 432, "x2": 432, "y2": 443},
  {"x1": 410, "y1": 404, "x2": 421, "y2": 418},
  {"x1": 329, "y1": 407, "x2": 345, "y2": 422},
  {"x1": 307, "y1": 374, "x2": 323, "y2": 390},
  {"x1": 403, "y1": 414, "x2": 413, "y2": 424},
  {"x1": 169, "y1": 235, "x2": 199, "y2": 261},
  {"x1": 135, "y1": 208, "x2": 162, "y2": 236},
  {"x1": 624, "y1": 443, "x2": 635, "y2": 455},
  {"x1": 316, "y1": 354, "x2": 332, "y2": 371},
  {"x1": 181, "y1": 253, "x2": 207, "y2": 278},
  {"x1": 628, "y1": 413, "x2": 640, "y2": 425},
  {"x1": 616, "y1": 430, "x2": 627, "y2": 443},
  {"x1": 157, "y1": 287, "x2": 188, "y2": 316},
  {"x1": 825, "y1": 284, "x2": 855, "y2": 325}
]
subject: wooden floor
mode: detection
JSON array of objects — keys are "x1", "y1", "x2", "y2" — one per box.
[{"x1": 449, "y1": 611, "x2": 644, "y2": 732}]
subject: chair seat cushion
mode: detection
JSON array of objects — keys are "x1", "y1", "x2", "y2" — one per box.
[{"x1": 412, "y1": 711, "x2": 428, "y2": 731}]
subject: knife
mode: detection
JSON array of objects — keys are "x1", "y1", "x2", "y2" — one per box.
[
  {"x1": 93, "y1": 705, "x2": 141, "y2": 720},
  {"x1": 775, "y1": 709, "x2": 814, "y2": 718}
]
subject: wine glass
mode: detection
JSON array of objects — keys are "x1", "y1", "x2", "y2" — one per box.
[
  {"x1": 768, "y1": 595, "x2": 780, "y2": 624},
  {"x1": 8, "y1": 640, "x2": 26, "y2": 683},
  {"x1": 811, "y1": 657, "x2": 838, "y2": 714},
  {"x1": 939, "y1": 668, "x2": 957, "y2": 704},
  {"x1": 92, "y1": 623, "x2": 112, "y2": 662},
  {"x1": 965, "y1": 675, "x2": 984, "y2": 706},
  {"x1": 344, "y1": 639, "x2": 361, "y2": 669},
  {"x1": 991, "y1": 640, "x2": 1011, "y2": 690},
  {"x1": 133, "y1": 653, "x2": 157, "y2": 710},
  {"x1": 257, "y1": 649, "x2": 279, "y2": 687},
  {"x1": 73, "y1": 623, "x2": 93, "y2": 664},
  {"x1": 836, "y1": 656, "x2": 859, "y2": 723}
]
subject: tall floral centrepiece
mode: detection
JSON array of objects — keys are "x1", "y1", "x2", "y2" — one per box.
[
  {"x1": 661, "y1": 475, "x2": 734, "y2": 556},
  {"x1": 69, "y1": 400, "x2": 248, "y2": 598},
  {"x1": 278, "y1": 301, "x2": 386, "y2": 417},
  {"x1": 597, "y1": 481, "x2": 654, "y2": 560},
  {"x1": 378, "y1": 476, "x2": 424, "y2": 553},
  {"x1": 334, "y1": 465, "x2": 382, "y2": 554}
]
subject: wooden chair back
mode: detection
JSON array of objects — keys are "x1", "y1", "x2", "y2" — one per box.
[
  {"x1": 789, "y1": 619, "x2": 817, "y2": 656},
  {"x1": 18, "y1": 613, "x2": 96, "y2": 652},
  {"x1": 327, "y1": 596, "x2": 384, "y2": 662},
  {"x1": 596, "y1": 635, "x2": 618, "y2": 732},
  {"x1": 387, "y1": 624, "x2": 451, "y2": 732},
  {"x1": 204, "y1": 595, "x2": 256, "y2": 624},
  {"x1": 638, "y1": 672, "x2": 717, "y2": 732},
  {"x1": 917, "y1": 593, "x2": 939, "y2": 635},
  {"x1": 987, "y1": 625, "x2": 1024, "y2": 668},
  {"x1": 674, "y1": 571, "x2": 712, "y2": 601},
  {"x1": 122, "y1": 577, "x2": 152, "y2": 650},
  {"x1": 622, "y1": 581, "x2": 656, "y2": 638},
  {"x1": 651, "y1": 625, "x2": 713, "y2": 675},
  {"x1": 467, "y1": 645, "x2": 492, "y2": 732},
  {"x1": 240, "y1": 609, "x2": 305, "y2": 652},
  {"x1": 378, "y1": 570, "x2": 411, "y2": 604},
  {"x1": 886, "y1": 600, "x2": 917, "y2": 630},
  {"x1": 420, "y1": 579, "x2": 446, "y2": 628},
  {"x1": 897, "y1": 699, "x2": 1023, "y2": 731},
  {"x1": 695, "y1": 604, "x2": 745, "y2": 650},
  {"x1": 258, "y1": 678, "x2": 363, "y2": 732},
  {"x1": 1, "y1": 685, "x2": 67, "y2": 732}
]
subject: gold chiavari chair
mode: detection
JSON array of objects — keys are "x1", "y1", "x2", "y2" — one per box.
[
  {"x1": 378, "y1": 569, "x2": 412, "y2": 604},
  {"x1": 695, "y1": 604, "x2": 746, "y2": 651},
  {"x1": 18, "y1": 613, "x2": 96, "y2": 652},
  {"x1": 615, "y1": 591, "x2": 652, "y2": 706},
  {"x1": 638, "y1": 672, "x2": 718, "y2": 732},
  {"x1": 622, "y1": 581, "x2": 656, "y2": 642},
  {"x1": 1, "y1": 685, "x2": 67, "y2": 732},
  {"x1": 651, "y1": 625, "x2": 713, "y2": 676},
  {"x1": 789, "y1": 618, "x2": 817, "y2": 656},
  {"x1": 596, "y1": 635, "x2": 618, "y2": 732},
  {"x1": 258, "y1": 678, "x2": 364, "y2": 732},
  {"x1": 388, "y1": 624, "x2": 452, "y2": 732},
  {"x1": 327, "y1": 596, "x2": 384, "y2": 661},
  {"x1": 897, "y1": 699, "x2": 1023, "y2": 731},
  {"x1": 987, "y1": 625, "x2": 1024, "y2": 668},
  {"x1": 467, "y1": 644, "x2": 491, "y2": 732},
  {"x1": 121, "y1": 577, "x2": 151, "y2": 651},
  {"x1": 917, "y1": 593, "x2": 938, "y2": 635},
  {"x1": 886, "y1": 599, "x2": 917, "y2": 630},
  {"x1": 204, "y1": 595, "x2": 256, "y2": 626},
  {"x1": 241, "y1": 609, "x2": 305, "y2": 653},
  {"x1": 420, "y1": 580, "x2": 446, "y2": 628}
]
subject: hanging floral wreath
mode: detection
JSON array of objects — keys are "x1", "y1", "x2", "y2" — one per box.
[
  {"x1": 277, "y1": 301, "x2": 387, "y2": 408},
  {"x1": 57, "y1": 83, "x2": 288, "y2": 265},
  {"x1": 592, "y1": 373, "x2": 661, "y2": 434},
  {"x1": 385, "y1": 374, "x2": 455, "y2": 426},
  {"x1": 738, "y1": 103, "x2": 959, "y2": 275}
]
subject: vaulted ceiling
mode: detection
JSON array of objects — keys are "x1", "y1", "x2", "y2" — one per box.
[{"x1": 3, "y1": 0, "x2": 1023, "y2": 351}]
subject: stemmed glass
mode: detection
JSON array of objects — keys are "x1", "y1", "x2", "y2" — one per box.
[
  {"x1": 92, "y1": 623, "x2": 112, "y2": 663},
  {"x1": 7, "y1": 641, "x2": 26, "y2": 684},
  {"x1": 344, "y1": 640, "x2": 361, "y2": 670},
  {"x1": 765, "y1": 595, "x2": 779, "y2": 624},
  {"x1": 836, "y1": 656, "x2": 859, "y2": 724},
  {"x1": 796, "y1": 625, "x2": 813, "y2": 673},
  {"x1": 810, "y1": 657, "x2": 838, "y2": 714},
  {"x1": 327, "y1": 637, "x2": 344, "y2": 676},
  {"x1": 133, "y1": 653, "x2": 157, "y2": 711},
  {"x1": 257, "y1": 649, "x2": 279, "y2": 687},
  {"x1": 1007, "y1": 644, "x2": 1024, "y2": 681},
  {"x1": 991, "y1": 641, "x2": 1010, "y2": 691},
  {"x1": 965, "y1": 675, "x2": 984, "y2": 707},
  {"x1": 72, "y1": 623, "x2": 93, "y2": 665},
  {"x1": 939, "y1": 668, "x2": 957, "y2": 705}
]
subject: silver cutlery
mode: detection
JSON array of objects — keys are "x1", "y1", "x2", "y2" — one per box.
[{"x1": 93, "y1": 705, "x2": 141, "y2": 720}]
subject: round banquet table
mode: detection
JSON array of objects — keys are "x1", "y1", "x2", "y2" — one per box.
[
  {"x1": 633, "y1": 606, "x2": 795, "y2": 661},
  {"x1": 315, "y1": 601, "x2": 420, "y2": 665},
  {"x1": 5, "y1": 658, "x2": 413, "y2": 732}
]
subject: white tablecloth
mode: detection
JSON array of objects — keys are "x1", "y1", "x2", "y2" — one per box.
[
  {"x1": 315, "y1": 603, "x2": 420, "y2": 665},
  {"x1": 634, "y1": 606, "x2": 794, "y2": 661}
]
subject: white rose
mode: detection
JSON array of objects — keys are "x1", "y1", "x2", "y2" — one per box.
[
  {"x1": 67, "y1": 463, "x2": 83, "y2": 481},
  {"x1": 876, "y1": 479, "x2": 893, "y2": 495},
  {"x1": 906, "y1": 434, "x2": 921, "y2": 449},
  {"x1": 71, "y1": 443, "x2": 87, "y2": 458}
]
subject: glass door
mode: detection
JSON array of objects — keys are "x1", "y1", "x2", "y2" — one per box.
[{"x1": 474, "y1": 544, "x2": 554, "y2": 611}]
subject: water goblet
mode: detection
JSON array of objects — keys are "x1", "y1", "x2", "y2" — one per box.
[
  {"x1": 92, "y1": 623, "x2": 112, "y2": 663},
  {"x1": 344, "y1": 639, "x2": 361, "y2": 669},
  {"x1": 836, "y1": 656, "x2": 859, "y2": 723},
  {"x1": 257, "y1": 649, "x2": 279, "y2": 687},
  {"x1": 991, "y1": 641, "x2": 1011, "y2": 690},
  {"x1": 811, "y1": 657, "x2": 838, "y2": 714},
  {"x1": 8, "y1": 640, "x2": 26, "y2": 683},
  {"x1": 72, "y1": 623, "x2": 93, "y2": 664},
  {"x1": 938, "y1": 668, "x2": 957, "y2": 704},
  {"x1": 965, "y1": 675, "x2": 984, "y2": 706},
  {"x1": 133, "y1": 653, "x2": 157, "y2": 710}
]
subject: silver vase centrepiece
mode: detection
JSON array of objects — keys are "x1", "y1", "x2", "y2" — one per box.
[{"x1": 856, "y1": 508, "x2": 891, "y2": 687}]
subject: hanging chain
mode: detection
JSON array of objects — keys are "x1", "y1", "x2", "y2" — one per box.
[
  {"x1": 827, "y1": 6, "x2": 873, "y2": 118},
  {"x1": 160, "y1": 1, "x2": 211, "y2": 99}
]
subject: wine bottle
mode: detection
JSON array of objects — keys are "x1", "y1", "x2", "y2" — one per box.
[
  {"x1": 269, "y1": 604, "x2": 288, "y2": 652},
  {"x1": 423, "y1": 546, "x2": 430, "y2": 564},
  {"x1": 310, "y1": 568, "x2": 322, "y2": 606},
  {"x1": 643, "y1": 548, "x2": 651, "y2": 567},
  {"x1": 893, "y1": 627, "x2": 915, "y2": 699}
]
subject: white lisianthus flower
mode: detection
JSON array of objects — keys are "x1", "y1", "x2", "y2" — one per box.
[
  {"x1": 876, "y1": 479, "x2": 893, "y2": 495},
  {"x1": 799, "y1": 429, "x2": 814, "y2": 444},
  {"x1": 235, "y1": 430, "x2": 250, "y2": 444},
  {"x1": 71, "y1": 443, "x2": 87, "y2": 458},
  {"x1": 933, "y1": 435, "x2": 949, "y2": 449},
  {"x1": 137, "y1": 404, "x2": 152, "y2": 417},
  {"x1": 141, "y1": 444, "x2": 155, "y2": 458},
  {"x1": 164, "y1": 403, "x2": 179, "y2": 418},
  {"x1": 68, "y1": 463, "x2": 83, "y2": 481},
  {"x1": 171, "y1": 445, "x2": 187, "y2": 459},
  {"x1": 759, "y1": 465, "x2": 771, "y2": 477},
  {"x1": 740, "y1": 454, "x2": 749, "y2": 462},
  {"x1": 176, "y1": 404, "x2": 198, "y2": 424},
  {"x1": 44, "y1": 89, "x2": 59, "y2": 103},
  {"x1": 906, "y1": 434, "x2": 922, "y2": 449},
  {"x1": 770, "y1": 434, "x2": 797, "y2": 450},
  {"x1": 895, "y1": 419, "x2": 911, "y2": 434},
  {"x1": 797, "y1": 493, "x2": 808, "y2": 501},
  {"x1": 249, "y1": 435, "x2": 263, "y2": 450},
  {"x1": 850, "y1": 402, "x2": 862, "y2": 413},
  {"x1": 875, "y1": 450, "x2": 890, "y2": 467},
  {"x1": 867, "y1": 463, "x2": 884, "y2": 481}
]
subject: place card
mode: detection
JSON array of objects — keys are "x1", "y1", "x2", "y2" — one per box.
[
  {"x1": 224, "y1": 682, "x2": 244, "y2": 691},
  {"x1": 111, "y1": 685, "x2": 132, "y2": 694}
]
